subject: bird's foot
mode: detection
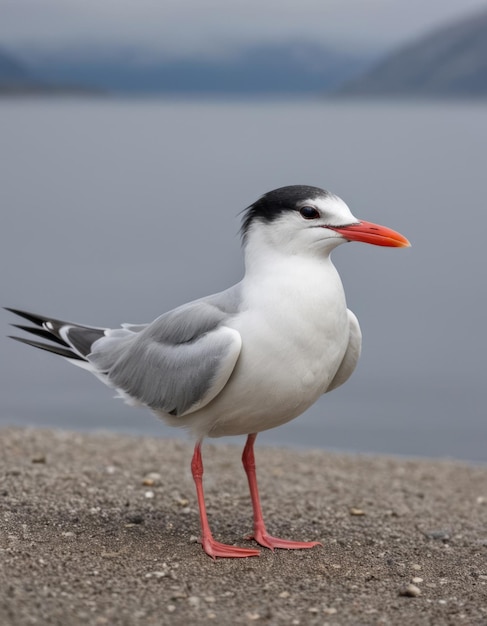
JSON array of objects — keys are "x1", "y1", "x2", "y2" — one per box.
[
  {"x1": 199, "y1": 535, "x2": 260, "y2": 559},
  {"x1": 247, "y1": 524, "x2": 322, "y2": 551}
]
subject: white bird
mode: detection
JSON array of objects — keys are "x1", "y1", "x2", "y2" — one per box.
[{"x1": 7, "y1": 185, "x2": 410, "y2": 559}]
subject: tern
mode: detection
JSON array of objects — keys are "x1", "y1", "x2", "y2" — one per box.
[{"x1": 7, "y1": 185, "x2": 410, "y2": 559}]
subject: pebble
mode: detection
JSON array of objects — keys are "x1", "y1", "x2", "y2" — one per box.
[
  {"x1": 399, "y1": 584, "x2": 421, "y2": 597},
  {"x1": 142, "y1": 472, "x2": 162, "y2": 486},
  {"x1": 171, "y1": 591, "x2": 187, "y2": 600},
  {"x1": 188, "y1": 596, "x2": 200, "y2": 607},
  {"x1": 31, "y1": 455, "x2": 46, "y2": 463},
  {"x1": 412, "y1": 577, "x2": 423, "y2": 584},
  {"x1": 323, "y1": 607, "x2": 338, "y2": 615},
  {"x1": 144, "y1": 490, "x2": 155, "y2": 499},
  {"x1": 167, "y1": 605, "x2": 176, "y2": 613},
  {"x1": 425, "y1": 529, "x2": 450, "y2": 541},
  {"x1": 349, "y1": 507, "x2": 366, "y2": 516},
  {"x1": 145, "y1": 571, "x2": 168, "y2": 579},
  {"x1": 278, "y1": 591, "x2": 290, "y2": 598},
  {"x1": 246, "y1": 612, "x2": 260, "y2": 620},
  {"x1": 172, "y1": 493, "x2": 190, "y2": 506}
]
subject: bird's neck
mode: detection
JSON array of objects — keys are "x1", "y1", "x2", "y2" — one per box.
[
  {"x1": 242, "y1": 237, "x2": 345, "y2": 312},
  {"x1": 243, "y1": 231, "x2": 334, "y2": 279}
]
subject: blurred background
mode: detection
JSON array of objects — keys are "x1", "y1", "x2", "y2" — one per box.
[{"x1": 1, "y1": 0, "x2": 486, "y2": 462}]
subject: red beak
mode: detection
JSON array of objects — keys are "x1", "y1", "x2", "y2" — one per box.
[{"x1": 328, "y1": 220, "x2": 411, "y2": 248}]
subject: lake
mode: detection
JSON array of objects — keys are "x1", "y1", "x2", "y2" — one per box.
[{"x1": 1, "y1": 97, "x2": 486, "y2": 462}]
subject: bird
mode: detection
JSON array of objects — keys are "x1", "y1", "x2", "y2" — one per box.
[{"x1": 6, "y1": 185, "x2": 410, "y2": 559}]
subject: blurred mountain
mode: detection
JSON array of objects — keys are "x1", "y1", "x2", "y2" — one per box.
[
  {"x1": 0, "y1": 46, "x2": 102, "y2": 95},
  {"x1": 0, "y1": 46, "x2": 40, "y2": 91},
  {"x1": 16, "y1": 41, "x2": 373, "y2": 95},
  {"x1": 339, "y1": 7, "x2": 487, "y2": 97}
]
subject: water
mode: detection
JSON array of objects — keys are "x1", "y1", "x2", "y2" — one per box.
[{"x1": 1, "y1": 98, "x2": 486, "y2": 462}]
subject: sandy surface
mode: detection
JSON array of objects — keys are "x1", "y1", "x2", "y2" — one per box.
[{"x1": 1, "y1": 427, "x2": 487, "y2": 625}]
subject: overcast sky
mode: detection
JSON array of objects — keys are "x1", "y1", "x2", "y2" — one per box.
[{"x1": 1, "y1": 0, "x2": 486, "y2": 55}]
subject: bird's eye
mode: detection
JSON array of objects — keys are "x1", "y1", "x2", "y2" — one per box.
[{"x1": 299, "y1": 206, "x2": 320, "y2": 220}]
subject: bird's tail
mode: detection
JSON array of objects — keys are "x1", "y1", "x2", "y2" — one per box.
[{"x1": 5, "y1": 307, "x2": 107, "y2": 365}]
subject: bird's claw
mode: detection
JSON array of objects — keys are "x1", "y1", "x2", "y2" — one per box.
[
  {"x1": 247, "y1": 528, "x2": 323, "y2": 551},
  {"x1": 200, "y1": 535, "x2": 260, "y2": 559}
]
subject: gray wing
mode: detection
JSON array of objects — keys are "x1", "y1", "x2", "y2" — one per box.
[
  {"x1": 326, "y1": 309, "x2": 362, "y2": 393},
  {"x1": 89, "y1": 287, "x2": 242, "y2": 417}
]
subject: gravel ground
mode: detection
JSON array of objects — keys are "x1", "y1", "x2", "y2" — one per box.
[{"x1": 1, "y1": 427, "x2": 487, "y2": 626}]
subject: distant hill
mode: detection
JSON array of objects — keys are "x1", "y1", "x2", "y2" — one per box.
[
  {"x1": 18, "y1": 42, "x2": 373, "y2": 95},
  {"x1": 339, "y1": 8, "x2": 487, "y2": 97},
  {"x1": 0, "y1": 46, "x2": 39, "y2": 91}
]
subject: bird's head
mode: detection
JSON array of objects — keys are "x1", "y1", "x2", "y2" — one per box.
[{"x1": 241, "y1": 185, "x2": 410, "y2": 257}]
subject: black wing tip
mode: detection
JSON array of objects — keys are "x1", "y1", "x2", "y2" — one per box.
[
  {"x1": 4, "y1": 307, "x2": 48, "y2": 327},
  {"x1": 8, "y1": 335, "x2": 85, "y2": 361},
  {"x1": 10, "y1": 323, "x2": 70, "y2": 347}
]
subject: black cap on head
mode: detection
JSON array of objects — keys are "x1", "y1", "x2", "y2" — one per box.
[{"x1": 241, "y1": 185, "x2": 328, "y2": 239}]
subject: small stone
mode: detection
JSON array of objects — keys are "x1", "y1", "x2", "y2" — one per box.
[
  {"x1": 142, "y1": 472, "x2": 161, "y2": 486},
  {"x1": 399, "y1": 584, "x2": 421, "y2": 597},
  {"x1": 246, "y1": 613, "x2": 260, "y2": 621},
  {"x1": 167, "y1": 605, "x2": 176, "y2": 613},
  {"x1": 204, "y1": 596, "x2": 216, "y2": 603},
  {"x1": 476, "y1": 496, "x2": 485, "y2": 504},
  {"x1": 31, "y1": 455, "x2": 46, "y2": 464},
  {"x1": 105, "y1": 466, "x2": 116, "y2": 474},
  {"x1": 171, "y1": 591, "x2": 187, "y2": 600},
  {"x1": 323, "y1": 607, "x2": 337, "y2": 615},
  {"x1": 61, "y1": 531, "x2": 75, "y2": 538},
  {"x1": 424, "y1": 529, "x2": 450, "y2": 541},
  {"x1": 188, "y1": 596, "x2": 200, "y2": 607},
  {"x1": 349, "y1": 507, "x2": 366, "y2": 516},
  {"x1": 412, "y1": 577, "x2": 423, "y2": 584},
  {"x1": 278, "y1": 591, "x2": 290, "y2": 598},
  {"x1": 307, "y1": 607, "x2": 319, "y2": 613},
  {"x1": 189, "y1": 535, "x2": 199, "y2": 543},
  {"x1": 411, "y1": 564, "x2": 422, "y2": 571},
  {"x1": 144, "y1": 490, "x2": 155, "y2": 499}
]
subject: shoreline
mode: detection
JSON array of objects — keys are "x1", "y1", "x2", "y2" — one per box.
[{"x1": 1, "y1": 426, "x2": 487, "y2": 625}]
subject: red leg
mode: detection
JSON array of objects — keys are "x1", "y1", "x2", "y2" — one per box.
[
  {"x1": 242, "y1": 433, "x2": 322, "y2": 551},
  {"x1": 191, "y1": 442, "x2": 260, "y2": 559}
]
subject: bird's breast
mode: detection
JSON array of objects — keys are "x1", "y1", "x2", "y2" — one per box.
[{"x1": 198, "y1": 260, "x2": 351, "y2": 438}]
